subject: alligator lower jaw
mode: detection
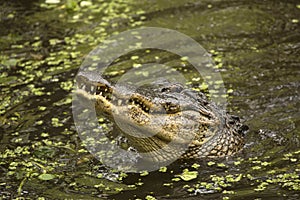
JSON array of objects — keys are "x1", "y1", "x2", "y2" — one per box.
[
  {"x1": 75, "y1": 88, "x2": 208, "y2": 149},
  {"x1": 75, "y1": 88, "x2": 111, "y2": 112}
]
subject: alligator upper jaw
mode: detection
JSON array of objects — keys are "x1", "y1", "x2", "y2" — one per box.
[
  {"x1": 75, "y1": 72, "x2": 187, "y2": 117},
  {"x1": 76, "y1": 72, "x2": 113, "y2": 99}
]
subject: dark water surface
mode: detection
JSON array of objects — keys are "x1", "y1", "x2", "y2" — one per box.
[{"x1": 1, "y1": 0, "x2": 299, "y2": 199}]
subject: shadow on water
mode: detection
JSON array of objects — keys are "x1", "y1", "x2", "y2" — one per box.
[{"x1": 0, "y1": 0, "x2": 299, "y2": 199}]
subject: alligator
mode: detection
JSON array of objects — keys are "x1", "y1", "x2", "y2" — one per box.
[{"x1": 75, "y1": 71, "x2": 247, "y2": 162}]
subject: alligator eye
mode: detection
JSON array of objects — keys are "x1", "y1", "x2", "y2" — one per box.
[
  {"x1": 161, "y1": 88, "x2": 170, "y2": 92},
  {"x1": 170, "y1": 84, "x2": 184, "y2": 92},
  {"x1": 161, "y1": 84, "x2": 183, "y2": 93}
]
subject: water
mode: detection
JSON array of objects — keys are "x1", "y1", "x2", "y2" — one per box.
[{"x1": 0, "y1": 0, "x2": 299, "y2": 199}]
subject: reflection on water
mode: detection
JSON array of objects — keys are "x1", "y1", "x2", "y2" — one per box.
[{"x1": 0, "y1": 0, "x2": 299, "y2": 199}]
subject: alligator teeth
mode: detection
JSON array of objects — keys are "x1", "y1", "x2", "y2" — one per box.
[
  {"x1": 91, "y1": 86, "x2": 95, "y2": 92},
  {"x1": 118, "y1": 100, "x2": 122, "y2": 105}
]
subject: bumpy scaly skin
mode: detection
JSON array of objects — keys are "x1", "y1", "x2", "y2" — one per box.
[{"x1": 75, "y1": 72, "x2": 247, "y2": 162}]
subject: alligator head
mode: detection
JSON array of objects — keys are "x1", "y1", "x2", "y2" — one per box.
[{"x1": 75, "y1": 71, "x2": 246, "y2": 162}]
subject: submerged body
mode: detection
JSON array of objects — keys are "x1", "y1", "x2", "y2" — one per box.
[{"x1": 75, "y1": 72, "x2": 247, "y2": 162}]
